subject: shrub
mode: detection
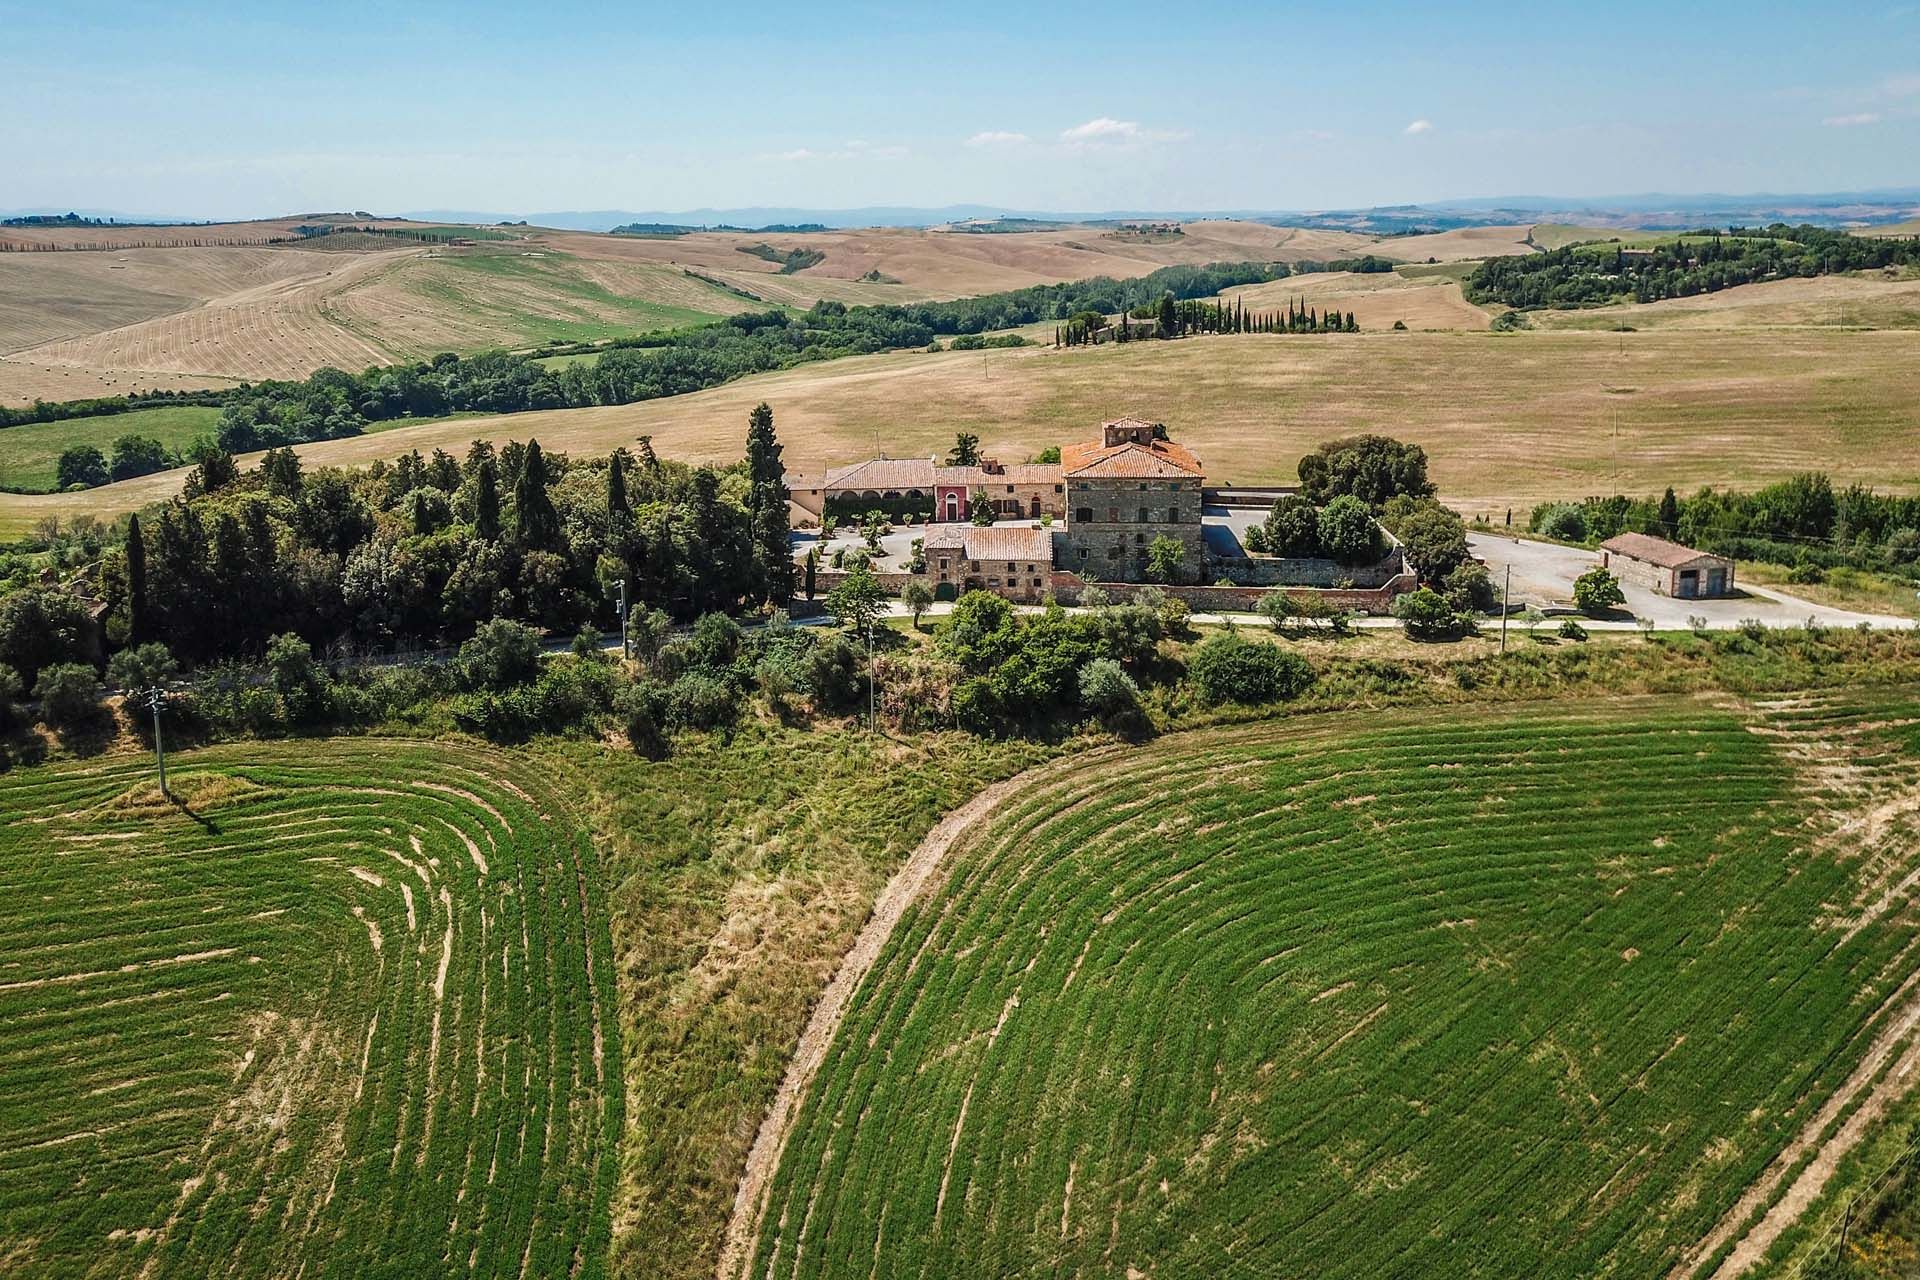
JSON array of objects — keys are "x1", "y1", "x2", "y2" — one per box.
[
  {"x1": 618, "y1": 678, "x2": 671, "y2": 759},
  {"x1": 1557, "y1": 619, "x2": 1589, "y2": 641},
  {"x1": 34, "y1": 663, "x2": 101, "y2": 726},
  {"x1": 1187, "y1": 633, "x2": 1314, "y2": 705},
  {"x1": 1394, "y1": 587, "x2": 1468, "y2": 641},
  {"x1": 691, "y1": 611, "x2": 742, "y2": 667},
  {"x1": 1242, "y1": 523, "x2": 1270, "y2": 554},
  {"x1": 1442, "y1": 561, "x2": 1496, "y2": 613},
  {"x1": 667, "y1": 671, "x2": 740, "y2": 731},
  {"x1": 106, "y1": 643, "x2": 178, "y2": 692},
  {"x1": 1394, "y1": 503, "x2": 1470, "y2": 582},
  {"x1": 1318, "y1": 496, "x2": 1383, "y2": 565},
  {"x1": 901, "y1": 580, "x2": 934, "y2": 627},
  {"x1": 1077, "y1": 657, "x2": 1141, "y2": 725},
  {"x1": 1573, "y1": 567, "x2": 1626, "y2": 615},
  {"x1": 1145, "y1": 535, "x2": 1187, "y2": 584},
  {"x1": 461, "y1": 618, "x2": 542, "y2": 690},
  {"x1": 1887, "y1": 527, "x2": 1920, "y2": 565},
  {"x1": 951, "y1": 676, "x2": 1002, "y2": 734},
  {"x1": 1077, "y1": 585, "x2": 1109, "y2": 609},
  {"x1": 1530, "y1": 502, "x2": 1587, "y2": 542},
  {"x1": 266, "y1": 632, "x2": 331, "y2": 724},
  {"x1": 805, "y1": 633, "x2": 864, "y2": 711},
  {"x1": 1786, "y1": 562, "x2": 1826, "y2": 585},
  {"x1": 0, "y1": 664, "x2": 20, "y2": 731}
]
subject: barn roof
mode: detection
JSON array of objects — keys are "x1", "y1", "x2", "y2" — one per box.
[
  {"x1": 1600, "y1": 532, "x2": 1725, "y2": 569},
  {"x1": 925, "y1": 524, "x2": 1055, "y2": 563},
  {"x1": 822, "y1": 457, "x2": 936, "y2": 490}
]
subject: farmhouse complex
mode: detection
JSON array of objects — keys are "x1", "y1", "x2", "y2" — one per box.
[{"x1": 803, "y1": 415, "x2": 1409, "y2": 606}]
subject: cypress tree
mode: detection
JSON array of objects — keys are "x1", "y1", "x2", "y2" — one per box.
[
  {"x1": 745, "y1": 402, "x2": 792, "y2": 603},
  {"x1": 125, "y1": 513, "x2": 148, "y2": 645},
  {"x1": 474, "y1": 458, "x2": 502, "y2": 541},
  {"x1": 636, "y1": 434, "x2": 659, "y2": 473},
  {"x1": 804, "y1": 547, "x2": 817, "y2": 601},
  {"x1": 1658, "y1": 487, "x2": 1680, "y2": 538},
  {"x1": 607, "y1": 450, "x2": 630, "y2": 520},
  {"x1": 513, "y1": 440, "x2": 561, "y2": 551}
]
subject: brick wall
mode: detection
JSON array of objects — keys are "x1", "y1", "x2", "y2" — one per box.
[{"x1": 1049, "y1": 570, "x2": 1415, "y2": 615}]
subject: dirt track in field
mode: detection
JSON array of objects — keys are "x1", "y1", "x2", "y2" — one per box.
[{"x1": 714, "y1": 752, "x2": 1106, "y2": 1280}]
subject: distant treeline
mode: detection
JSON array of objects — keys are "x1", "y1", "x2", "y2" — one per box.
[
  {"x1": 610, "y1": 222, "x2": 830, "y2": 236},
  {"x1": 0, "y1": 389, "x2": 229, "y2": 431},
  {"x1": 24, "y1": 260, "x2": 1288, "y2": 466},
  {"x1": 1467, "y1": 224, "x2": 1920, "y2": 308},
  {"x1": 1530, "y1": 472, "x2": 1920, "y2": 573}
]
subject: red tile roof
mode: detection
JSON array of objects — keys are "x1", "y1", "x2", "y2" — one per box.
[
  {"x1": 925, "y1": 524, "x2": 1054, "y2": 562},
  {"x1": 1060, "y1": 437, "x2": 1203, "y2": 479},
  {"x1": 1600, "y1": 532, "x2": 1725, "y2": 569}
]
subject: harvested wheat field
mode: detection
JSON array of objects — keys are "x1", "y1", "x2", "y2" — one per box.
[
  {"x1": 0, "y1": 738, "x2": 623, "y2": 1279},
  {"x1": 1530, "y1": 272, "x2": 1920, "y2": 332},
  {"x1": 740, "y1": 691, "x2": 1920, "y2": 1280},
  {"x1": 1224, "y1": 269, "x2": 1492, "y2": 330},
  {"x1": 1371, "y1": 223, "x2": 1542, "y2": 261},
  {"x1": 13, "y1": 325, "x2": 1914, "y2": 535},
  {"x1": 0, "y1": 358, "x2": 239, "y2": 407}
]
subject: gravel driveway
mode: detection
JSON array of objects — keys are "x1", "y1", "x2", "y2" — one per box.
[{"x1": 1467, "y1": 533, "x2": 1913, "y2": 630}]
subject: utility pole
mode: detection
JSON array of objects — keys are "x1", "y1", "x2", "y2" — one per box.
[
  {"x1": 865, "y1": 618, "x2": 876, "y2": 731},
  {"x1": 1500, "y1": 564, "x2": 1512, "y2": 656},
  {"x1": 146, "y1": 687, "x2": 169, "y2": 798},
  {"x1": 616, "y1": 579, "x2": 630, "y2": 660}
]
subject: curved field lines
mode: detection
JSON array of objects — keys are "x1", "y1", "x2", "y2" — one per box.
[
  {"x1": 0, "y1": 740, "x2": 622, "y2": 1279},
  {"x1": 21, "y1": 250, "x2": 412, "y2": 381},
  {"x1": 747, "y1": 695, "x2": 1920, "y2": 1280}
]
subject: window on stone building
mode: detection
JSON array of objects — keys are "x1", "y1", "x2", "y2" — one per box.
[
  {"x1": 1107, "y1": 546, "x2": 1122, "y2": 560},
  {"x1": 1139, "y1": 507, "x2": 1150, "y2": 522},
  {"x1": 1107, "y1": 506, "x2": 1119, "y2": 522},
  {"x1": 1076, "y1": 507, "x2": 1093, "y2": 523}
]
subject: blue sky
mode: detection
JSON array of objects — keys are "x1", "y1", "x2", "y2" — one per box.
[{"x1": 3, "y1": 0, "x2": 1917, "y2": 217}]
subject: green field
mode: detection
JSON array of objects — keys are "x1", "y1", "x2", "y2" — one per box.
[
  {"x1": 0, "y1": 405, "x2": 218, "y2": 492},
  {"x1": 748, "y1": 692, "x2": 1920, "y2": 1279},
  {"x1": 0, "y1": 739, "x2": 623, "y2": 1277}
]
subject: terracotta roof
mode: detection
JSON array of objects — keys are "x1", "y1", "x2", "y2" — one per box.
[
  {"x1": 1103, "y1": 414, "x2": 1160, "y2": 433},
  {"x1": 1600, "y1": 532, "x2": 1724, "y2": 569},
  {"x1": 959, "y1": 526, "x2": 1055, "y2": 563},
  {"x1": 922, "y1": 524, "x2": 968, "y2": 550},
  {"x1": 934, "y1": 463, "x2": 1063, "y2": 486},
  {"x1": 822, "y1": 457, "x2": 936, "y2": 490},
  {"x1": 1060, "y1": 437, "x2": 1203, "y2": 479}
]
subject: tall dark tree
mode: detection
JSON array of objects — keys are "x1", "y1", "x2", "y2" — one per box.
[
  {"x1": 512, "y1": 440, "x2": 561, "y2": 551},
  {"x1": 636, "y1": 434, "x2": 660, "y2": 473},
  {"x1": 948, "y1": 432, "x2": 982, "y2": 467},
  {"x1": 474, "y1": 459, "x2": 502, "y2": 542},
  {"x1": 744, "y1": 403, "x2": 792, "y2": 603},
  {"x1": 125, "y1": 513, "x2": 148, "y2": 646},
  {"x1": 1157, "y1": 292, "x2": 1177, "y2": 337},
  {"x1": 1657, "y1": 487, "x2": 1680, "y2": 539},
  {"x1": 607, "y1": 449, "x2": 631, "y2": 521}
]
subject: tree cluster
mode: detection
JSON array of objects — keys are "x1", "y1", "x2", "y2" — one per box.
[
  {"x1": 1529, "y1": 472, "x2": 1920, "y2": 574},
  {"x1": 1466, "y1": 225, "x2": 1920, "y2": 309}
]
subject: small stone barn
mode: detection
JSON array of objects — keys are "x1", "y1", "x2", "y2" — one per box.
[{"x1": 1599, "y1": 533, "x2": 1734, "y2": 598}]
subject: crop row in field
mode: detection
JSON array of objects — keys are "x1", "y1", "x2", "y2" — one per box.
[
  {"x1": 0, "y1": 739, "x2": 622, "y2": 1278},
  {"x1": 748, "y1": 693, "x2": 1920, "y2": 1280}
]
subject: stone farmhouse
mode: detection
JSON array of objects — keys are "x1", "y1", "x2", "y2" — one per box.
[
  {"x1": 1059, "y1": 417, "x2": 1206, "y2": 583},
  {"x1": 1599, "y1": 533, "x2": 1734, "y2": 598}
]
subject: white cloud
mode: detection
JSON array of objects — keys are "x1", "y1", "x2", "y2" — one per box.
[
  {"x1": 1824, "y1": 111, "x2": 1883, "y2": 126},
  {"x1": 1403, "y1": 119, "x2": 1434, "y2": 135},
  {"x1": 1882, "y1": 72, "x2": 1920, "y2": 97},
  {"x1": 966, "y1": 130, "x2": 1030, "y2": 148},
  {"x1": 1058, "y1": 117, "x2": 1189, "y2": 148},
  {"x1": 1062, "y1": 116, "x2": 1139, "y2": 142},
  {"x1": 764, "y1": 140, "x2": 908, "y2": 162}
]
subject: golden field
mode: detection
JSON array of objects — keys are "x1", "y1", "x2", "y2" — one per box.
[{"x1": 10, "y1": 326, "x2": 1919, "y2": 536}]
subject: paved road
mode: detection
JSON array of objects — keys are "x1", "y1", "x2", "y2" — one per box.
[{"x1": 1467, "y1": 533, "x2": 1914, "y2": 630}]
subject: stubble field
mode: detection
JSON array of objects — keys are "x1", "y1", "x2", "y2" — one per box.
[
  {"x1": 744, "y1": 691, "x2": 1920, "y2": 1280},
  {"x1": 10, "y1": 324, "x2": 1915, "y2": 536}
]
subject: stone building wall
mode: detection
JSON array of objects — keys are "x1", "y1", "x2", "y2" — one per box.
[{"x1": 1061, "y1": 477, "x2": 1206, "y2": 582}]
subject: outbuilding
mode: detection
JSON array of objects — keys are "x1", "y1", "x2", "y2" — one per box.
[{"x1": 1599, "y1": 532, "x2": 1733, "y2": 598}]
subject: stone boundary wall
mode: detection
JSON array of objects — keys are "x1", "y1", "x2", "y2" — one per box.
[{"x1": 807, "y1": 567, "x2": 1418, "y2": 615}]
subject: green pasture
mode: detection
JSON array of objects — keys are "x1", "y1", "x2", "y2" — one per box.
[
  {"x1": 0, "y1": 405, "x2": 218, "y2": 493},
  {"x1": 752, "y1": 692, "x2": 1920, "y2": 1280}
]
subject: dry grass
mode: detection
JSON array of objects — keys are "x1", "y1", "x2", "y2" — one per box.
[
  {"x1": 0, "y1": 358, "x2": 239, "y2": 407},
  {"x1": 1225, "y1": 269, "x2": 1492, "y2": 330},
  {"x1": 1375, "y1": 223, "x2": 1541, "y2": 261},
  {"x1": 1857, "y1": 220, "x2": 1920, "y2": 238},
  {"x1": 12, "y1": 327, "x2": 1920, "y2": 536},
  {"x1": 1531, "y1": 272, "x2": 1920, "y2": 332}
]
